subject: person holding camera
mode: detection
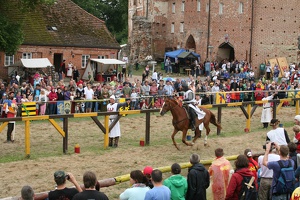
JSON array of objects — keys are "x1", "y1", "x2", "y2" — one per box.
[
  {"x1": 258, "y1": 142, "x2": 280, "y2": 200},
  {"x1": 266, "y1": 119, "x2": 290, "y2": 145},
  {"x1": 48, "y1": 170, "x2": 82, "y2": 200},
  {"x1": 263, "y1": 143, "x2": 295, "y2": 200}
]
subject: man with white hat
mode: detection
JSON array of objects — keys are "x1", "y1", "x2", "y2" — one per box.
[
  {"x1": 107, "y1": 95, "x2": 129, "y2": 147},
  {"x1": 294, "y1": 115, "x2": 300, "y2": 125}
]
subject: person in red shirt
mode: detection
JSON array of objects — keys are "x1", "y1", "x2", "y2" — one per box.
[
  {"x1": 293, "y1": 125, "x2": 300, "y2": 153},
  {"x1": 244, "y1": 149, "x2": 259, "y2": 183},
  {"x1": 48, "y1": 87, "x2": 58, "y2": 115},
  {"x1": 4, "y1": 91, "x2": 17, "y2": 143}
]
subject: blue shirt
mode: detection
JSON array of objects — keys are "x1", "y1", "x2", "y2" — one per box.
[
  {"x1": 267, "y1": 159, "x2": 295, "y2": 194},
  {"x1": 144, "y1": 185, "x2": 171, "y2": 200}
]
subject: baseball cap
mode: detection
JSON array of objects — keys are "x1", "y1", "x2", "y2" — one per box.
[
  {"x1": 143, "y1": 166, "x2": 153, "y2": 175},
  {"x1": 295, "y1": 115, "x2": 300, "y2": 122},
  {"x1": 54, "y1": 170, "x2": 66, "y2": 179}
]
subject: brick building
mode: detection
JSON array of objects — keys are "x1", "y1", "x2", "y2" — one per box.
[
  {"x1": 129, "y1": 0, "x2": 300, "y2": 73},
  {"x1": 0, "y1": 0, "x2": 120, "y2": 81}
]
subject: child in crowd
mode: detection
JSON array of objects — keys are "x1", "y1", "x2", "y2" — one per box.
[
  {"x1": 140, "y1": 98, "x2": 148, "y2": 110},
  {"x1": 21, "y1": 94, "x2": 28, "y2": 103},
  {"x1": 130, "y1": 88, "x2": 139, "y2": 110},
  {"x1": 39, "y1": 89, "x2": 47, "y2": 115},
  {"x1": 293, "y1": 125, "x2": 300, "y2": 153},
  {"x1": 16, "y1": 91, "x2": 22, "y2": 103},
  {"x1": 157, "y1": 85, "x2": 166, "y2": 105},
  {"x1": 153, "y1": 98, "x2": 161, "y2": 109}
]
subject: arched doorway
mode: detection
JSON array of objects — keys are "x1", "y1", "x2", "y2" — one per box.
[
  {"x1": 186, "y1": 35, "x2": 196, "y2": 51},
  {"x1": 218, "y1": 42, "x2": 235, "y2": 61}
]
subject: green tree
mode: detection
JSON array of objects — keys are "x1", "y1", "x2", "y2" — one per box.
[
  {"x1": 71, "y1": 0, "x2": 128, "y2": 44},
  {"x1": 0, "y1": 0, "x2": 54, "y2": 54},
  {"x1": 0, "y1": 15, "x2": 24, "y2": 55}
]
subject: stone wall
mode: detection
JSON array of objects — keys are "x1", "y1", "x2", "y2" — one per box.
[{"x1": 128, "y1": 0, "x2": 300, "y2": 75}]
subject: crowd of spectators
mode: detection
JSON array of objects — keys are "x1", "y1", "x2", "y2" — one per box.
[
  {"x1": 1, "y1": 60, "x2": 300, "y2": 116},
  {"x1": 15, "y1": 115, "x2": 300, "y2": 200}
]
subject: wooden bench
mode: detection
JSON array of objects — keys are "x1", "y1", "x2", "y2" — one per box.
[{"x1": 185, "y1": 68, "x2": 191, "y2": 76}]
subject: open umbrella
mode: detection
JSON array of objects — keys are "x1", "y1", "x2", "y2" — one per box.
[{"x1": 163, "y1": 77, "x2": 176, "y2": 82}]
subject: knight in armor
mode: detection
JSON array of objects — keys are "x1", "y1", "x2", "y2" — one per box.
[{"x1": 183, "y1": 89, "x2": 206, "y2": 131}]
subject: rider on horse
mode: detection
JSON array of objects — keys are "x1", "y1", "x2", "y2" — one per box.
[{"x1": 183, "y1": 89, "x2": 206, "y2": 131}]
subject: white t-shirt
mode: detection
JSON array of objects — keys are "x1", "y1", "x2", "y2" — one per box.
[
  {"x1": 258, "y1": 154, "x2": 280, "y2": 178},
  {"x1": 131, "y1": 92, "x2": 138, "y2": 101},
  {"x1": 84, "y1": 88, "x2": 94, "y2": 100},
  {"x1": 267, "y1": 128, "x2": 288, "y2": 145}
]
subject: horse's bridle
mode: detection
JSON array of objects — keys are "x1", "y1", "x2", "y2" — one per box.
[{"x1": 167, "y1": 100, "x2": 179, "y2": 111}]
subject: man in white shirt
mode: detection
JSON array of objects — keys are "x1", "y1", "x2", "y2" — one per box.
[
  {"x1": 258, "y1": 146, "x2": 280, "y2": 200},
  {"x1": 152, "y1": 70, "x2": 158, "y2": 82},
  {"x1": 84, "y1": 84, "x2": 94, "y2": 113},
  {"x1": 266, "y1": 119, "x2": 290, "y2": 145}
]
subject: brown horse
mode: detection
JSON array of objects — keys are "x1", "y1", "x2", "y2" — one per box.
[{"x1": 160, "y1": 97, "x2": 221, "y2": 150}]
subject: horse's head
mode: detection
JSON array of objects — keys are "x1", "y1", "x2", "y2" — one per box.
[{"x1": 160, "y1": 98, "x2": 175, "y2": 116}]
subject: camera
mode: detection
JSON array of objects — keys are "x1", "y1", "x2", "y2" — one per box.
[
  {"x1": 65, "y1": 174, "x2": 70, "y2": 180},
  {"x1": 263, "y1": 142, "x2": 275, "y2": 150}
]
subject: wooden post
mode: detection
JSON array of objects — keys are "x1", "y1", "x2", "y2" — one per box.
[
  {"x1": 246, "y1": 104, "x2": 251, "y2": 131},
  {"x1": 104, "y1": 115, "x2": 109, "y2": 149},
  {"x1": 217, "y1": 107, "x2": 222, "y2": 135},
  {"x1": 296, "y1": 99, "x2": 299, "y2": 115},
  {"x1": 63, "y1": 117, "x2": 68, "y2": 154},
  {"x1": 272, "y1": 100, "x2": 277, "y2": 119},
  {"x1": 145, "y1": 112, "x2": 150, "y2": 145},
  {"x1": 25, "y1": 120, "x2": 30, "y2": 158}
]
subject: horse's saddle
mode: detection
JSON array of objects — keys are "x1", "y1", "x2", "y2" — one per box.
[{"x1": 182, "y1": 104, "x2": 191, "y2": 120}]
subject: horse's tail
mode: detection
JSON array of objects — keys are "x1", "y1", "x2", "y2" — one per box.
[{"x1": 210, "y1": 111, "x2": 222, "y2": 130}]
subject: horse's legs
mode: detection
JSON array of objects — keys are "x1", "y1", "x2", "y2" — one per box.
[
  {"x1": 204, "y1": 122, "x2": 210, "y2": 146},
  {"x1": 181, "y1": 129, "x2": 193, "y2": 147},
  {"x1": 192, "y1": 128, "x2": 201, "y2": 144},
  {"x1": 171, "y1": 129, "x2": 180, "y2": 150}
]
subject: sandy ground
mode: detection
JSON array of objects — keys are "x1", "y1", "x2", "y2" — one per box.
[{"x1": 0, "y1": 98, "x2": 296, "y2": 199}]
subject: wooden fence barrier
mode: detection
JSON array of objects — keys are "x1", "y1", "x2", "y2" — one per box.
[
  {"x1": 0, "y1": 98, "x2": 299, "y2": 158},
  {"x1": 0, "y1": 154, "x2": 242, "y2": 200}
]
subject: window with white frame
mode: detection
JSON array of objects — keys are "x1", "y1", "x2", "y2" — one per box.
[
  {"x1": 197, "y1": 0, "x2": 201, "y2": 11},
  {"x1": 171, "y1": 23, "x2": 175, "y2": 33},
  {"x1": 172, "y1": 3, "x2": 175, "y2": 13},
  {"x1": 219, "y1": 3, "x2": 224, "y2": 15},
  {"x1": 180, "y1": 22, "x2": 184, "y2": 32},
  {"x1": 239, "y1": 2, "x2": 244, "y2": 14},
  {"x1": 22, "y1": 52, "x2": 32, "y2": 59},
  {"x1": 181, "y1": 1, "x2": 185, "y2": 12},
  {"x1": 81, "y1": 55, "x2": 90, "y2": 68},
  {"x1": 98, "y1": 55, "x2": 107, "y2": 59},
  {"x1": 4, "y1": 55, "x2": 14, "y2": 66},
  {"x1": 206, "y1": 3, "x2": 209, "y2": 12}
]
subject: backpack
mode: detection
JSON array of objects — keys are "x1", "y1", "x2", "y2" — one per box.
[
  {"x1": 273, "y1": 160, "x2": 295, "y2": 195},
  {"x1": 238, "y1": 175, "x2": 257, "y2": 200}
]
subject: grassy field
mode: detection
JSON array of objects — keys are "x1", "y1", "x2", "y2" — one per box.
[{"x1": 0, "y1": 106, "x2": 296, "y2": 199}]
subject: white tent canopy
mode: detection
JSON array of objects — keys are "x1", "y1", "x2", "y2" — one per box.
[
  {"x1": 82, "y1": 59, "x2": 126, "y2": 81},
  {"x1": 90, "y1": 59, "x2": 126, "y2": 65},
  {"x1": 11, "y1": 58, "x2": 53, "y2": 68}
]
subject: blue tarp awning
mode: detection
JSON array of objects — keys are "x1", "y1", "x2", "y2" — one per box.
[{"x1": 164, "y1": 49, "x2": 200, "y2": 61}]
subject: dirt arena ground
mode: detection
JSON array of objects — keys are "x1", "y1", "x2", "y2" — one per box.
[{"x1": 0, "y1": 106, "x2": 296, "y2": 199}]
